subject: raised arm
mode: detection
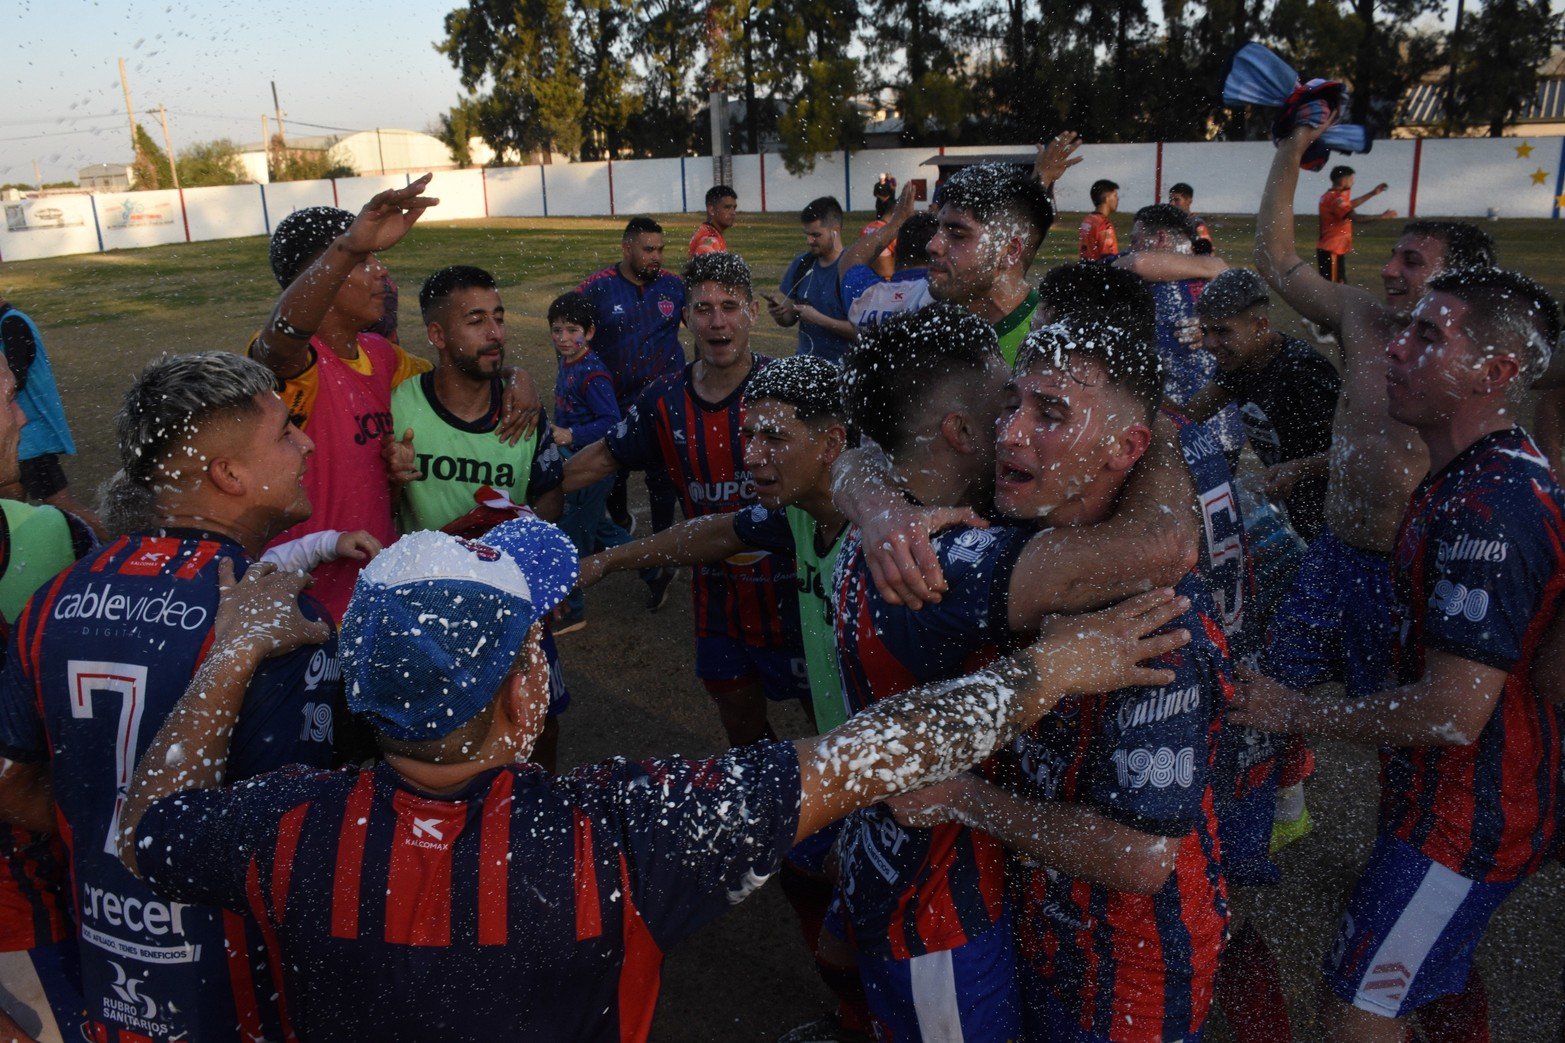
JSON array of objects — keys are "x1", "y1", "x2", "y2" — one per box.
[
  {"x1": 1007, "y1": 418, "x2": 1199, "y2": 631},
  {"x1": 1254, "y1": 126, "x2": 1376, "y2": 330},
  {"x1": 792, "y1": 589, "x2": 1190, "y2": 842},
  {"x1": 118, "y1": 561, "x2": 330, "y2": 878},
  {"x1": 839, "y1": 184, "x2": 917, "y2": 275},
  {"x1": 253, "y1": 176, "x2": 438, "y2": 381},
  {"x1": 580, "y1": 514, "x2": 747, "y2": 588}
]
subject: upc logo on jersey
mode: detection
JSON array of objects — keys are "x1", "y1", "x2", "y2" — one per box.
[
  {"x1": 1436, "y1": 535, "x2": 1508, "y2": 566},
  {"x1": 687, "y1": 476, "x2": 755, "y2": 505},
  {"x1": 1429, "y1": 578, "x2": 1490, "y2": 622},
  {"x1": 51, "y1": 582, "x2": 210, "y2": 631}
]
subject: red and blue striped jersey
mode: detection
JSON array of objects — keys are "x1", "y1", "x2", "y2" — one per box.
[
  {"x1": 607, "y1": 359, "x2": 798, "y2": 648},
  {"x1": 1004, "y1": 572, "x2": 1231, "y2": 1042},
  {"x1": 0, "y1": 529, "x2": 344, "y2": 1043},
  {"x1": 577, "y1": 265, "x2": 687, "y2": 407},
  {"x1": 133, "y1": 743, "x2": 801, "y2": 1042},
  {"x1": 1162, "y1": 405, "x2": 1250, "y2": 647},
  {"x1": 1383, "y1": 426, "x2": 1565, "y2": 883},
  {"x1": 830, "y1": 521, "x2": 1028, "y2": 959}
]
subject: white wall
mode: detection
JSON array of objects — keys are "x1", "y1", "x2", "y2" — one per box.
[{"x1": 4, "y1": 136, "x2": 1559, "y2": 262}]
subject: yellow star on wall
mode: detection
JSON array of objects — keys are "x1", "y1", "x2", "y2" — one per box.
[
  {"x1": 1557, "y1": 194, "x2": 1565, "y2": 209},
  {"x1": 1516, "y1": 141, "x2": 1535, "y2": 158},
  {"x1": 1532, "y1": 168, "x2": 1549, "y2": 185}
]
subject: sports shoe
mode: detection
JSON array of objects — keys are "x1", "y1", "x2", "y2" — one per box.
[
  {"x1": 551, "y1": 604, "x2": 587, "y2": 636},
  {"x1": 776, "y1": 1013, "x2": 874, "y2": 1043},
  {"x1": 646, "y1": 567, "x2": 676, "y2": 611},
  {"x1": 1269, "y1": 805, "x2": 1314, "y2": 856}
]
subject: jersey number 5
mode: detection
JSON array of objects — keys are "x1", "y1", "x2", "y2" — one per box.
[{"x1": 67, "y1": 660, "x2": 149, "y2": 856}]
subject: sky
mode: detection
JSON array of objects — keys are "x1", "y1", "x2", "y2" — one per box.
[{"x1": 3, "y1": 0, "x2": 468, "y2": 184}]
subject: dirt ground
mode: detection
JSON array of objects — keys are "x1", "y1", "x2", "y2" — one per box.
[{"x1": 18, "y1": 219, "x2": 1565, "y2": 1042}]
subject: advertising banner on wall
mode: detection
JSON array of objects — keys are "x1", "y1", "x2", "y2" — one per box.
[
  {"x1": 100, "y1": 196, "x2": 177, "y2": 229},
  {"x1": 3, "y1": 195, "x2": 91, "y2": 233}
]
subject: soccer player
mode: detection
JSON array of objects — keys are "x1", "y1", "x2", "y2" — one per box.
[
  {"x1": 886, "y1": 319, "x2": 1232, "y2": 1043},
  {"x1": 564, "y1": 253, "x2": 804, "y2": 748},
  {"x1": 926, "y1": 163, "x2": 1056, "y2": 364},
  {"x1": 391, "y1": 265, "x2": 564, "y2": 535},
  {"x1": 837, "y1": 183, "x2": 934, "y2": 331},
  {"x1": 827, "y1": 303, "x2": 1200, "y2": 1041},
  {"x1": 0, "y1": 352, "x2": 347, "y2": 1043},
  {"x1": 115, "y1": 516, "x2": 1192, "y2": 1043},
  {"x1": 1317, "y1": 165, "x2": 1394, "y2": 284},
  {"x1": 767, "y1": 197, "x2": 857, "y2": 363},
  {"x1": 690, "y1": 185, "x2": 739, "y2": 257},
  {"x1": 1183, "y1": 267, "x2": 1341, "y2": 544},
  {"x1": 251, "y1": 177, "x2": 542, "y2": 621},
  {"x1": 0, "y1": 295, "x2": 104, "y2": 537},
  {"x1": 1232, "y1": 268, "x2": 1564, "y2": 1043},
  {"x1": 1168, "y1": 181, "x2": 1212, "y2": 245},
  {"x1": 577, "y1": 215, "x2": 685, "y2": 587},
  {"x1": 1253, "y1": 123, "x2": 1498, "y2": 838},
  {"x1": 1079, "y1": 178, "x2": 1119, "y2": 261}
]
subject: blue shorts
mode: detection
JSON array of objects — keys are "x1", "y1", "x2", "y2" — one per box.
[
  {"x1": 541, "y1": 627, "x2": 571, "y2": 716},
  {"x1": 857, "y1": 917, "x2": 1021, "y2": 1043},
  {"x1": 0, "y1": 937, "x2": 85, "y2": 1043},
  {"x1": 1261, "y1": 526, "x2": 1395, "y2": 697},
  {"x1": 696, "y1": 634, "x2": 810, "y2": 703},
  {"x1": 1323, "y1": 834, "x2": 1517, "y2": 1019},
  {"x1": 1213, "y1": 726, "x2": 1284, "y2": 888}
]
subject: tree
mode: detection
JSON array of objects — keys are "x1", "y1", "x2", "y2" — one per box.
[
  {"x1": 130, "y1": 123, "x2": 174, "y2": 191},
  {"x1": 439, "y1": 0, "x2": 586, "y2": 160},
  {"x1": 576, "y1": 0, "x2": 641, "y2": 158},
  {"x1": 436, "y1": 98, "x2": 483, "y2": 167},
  {"x1": 1445, "y1": 0, "x2": 1562, "y2": 136},
  {"x1": 624, "y1": 0, "x2": 705, "y2": 156},
  {"x1": 176, "y1": 139, "x2": 249, "y2": 187},
  {"x1": 269, "y1": 137, "x2": 354, "y2": 182},
  {"x1": 777, "y1": 57, "x2": 863, "y2": 173}
]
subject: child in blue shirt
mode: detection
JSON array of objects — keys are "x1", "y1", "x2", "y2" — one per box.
[{"x1": 550, "y1": 292, "x2": 631, "y2": 631}]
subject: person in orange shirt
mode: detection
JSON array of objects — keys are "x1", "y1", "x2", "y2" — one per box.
[
  {"x1": 1079, "y1": 179, "x2": 1120, "y2": 261},
  {"x1": 689, "y1": 184, "x2": 738, "y2": 256},
  {"x1": 1168, "y1": 181, "x2": 1212, "y2": 246},
  {"x1": 1316, "y1": 165, "x2": 1395, "y2": 284}
]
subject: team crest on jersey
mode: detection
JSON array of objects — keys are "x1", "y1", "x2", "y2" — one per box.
[
  {"x1": 659, "y1": 299, "x2": 676, "y2": 318},
  {"x1": 943, "y1": 527, "x2": 997, "y2": 564}
]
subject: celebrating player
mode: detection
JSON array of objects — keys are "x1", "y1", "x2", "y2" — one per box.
[
  {"x1": 1316, "y1": 165, "x2": 1395, "y2": 285},
  {"x1": 114, "y1": 512, "x2": 1191, "y2": 1042},
  {"x1": 0, "y1": 353, "x2": 348, "y2": 1042},
  {"x1": 1233, "y1": 269, "x2": 1564, "y2": 1042}
]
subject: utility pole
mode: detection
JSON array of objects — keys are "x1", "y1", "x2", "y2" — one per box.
[
  {"x1": 375, "y1": 127, "x2": 387, "y2": 175},
  {"x1": 271, "y1": 80, "x2": 288, "y2": 149},
  {"x1": 118, "y1": 58, "x2": 139, "y2": 155},
  {"x1": 1442, "y1": 0, "x2": 1467, "y2": 137},
  {"x1": 158, "y1": 105, "x2": 182, "y2": 190},
  {"x1": 32, "y1": 160, "x2": 43, "y2": 194}
]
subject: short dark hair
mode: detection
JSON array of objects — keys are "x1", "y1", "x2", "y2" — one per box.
[
  {"x1": 623, "y1": 216, "x2": 663, "y2": 241},
  {"x1": 547, "y1": 291, "x2": 596, "y2": 330},
  {"x1": 1133, "y1": 203, "x2": 1197, "y2": 245},
  {"x1": 269, "y1": 206, "x2": 354, "y2": 287},
  {"x1": 1401, "y1": 220, "x2": 1497, "y2": 273},
  {"x1": 1169, "y1": 182, "x2": 1194, "y2": 199},
  {"x1": 744, "y1": 355, "x2": 846, "y2": 424},
  {"x1": 800, "y1": 196, "x2": 844, "y2": 227},
  {"x1": 1016, "y1": 320, "x2": 1165, "y2": 421},
  {"x1": 894, "y1": 211, "x2": 940, "y2": 269},
  {"x1": 1426, "y1": 267, "x2": 1561, "y2": 385},
  {"x1": 683, "y1": 251, "x2": 754, "y2": 300},
  {"x1": 419, "y1": 265, "x2": 498, "y2": 322},
  {"x1": 706, "y1": 185, "x2": 737, "y2": 207},
  {"x1": 844, "y1": 301, "x2": 1000, "y2": 454},
  {"x1": 1329, "y1": 165, "x2": 1354, "y2": 185},
  {"x1": 1090, "y1": 179, "x2": 1119, "y2": 207},
  {"x1": 1037, "y1": 263, "x2": 1156, "y2": 346},
  {"x1": 938, "y1": 164, "x2": 1056, "y2": 255}
]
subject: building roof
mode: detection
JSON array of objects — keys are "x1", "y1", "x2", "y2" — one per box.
[{"x1": 1400, "y1": 49, "x2": 1565, "y2": 126}]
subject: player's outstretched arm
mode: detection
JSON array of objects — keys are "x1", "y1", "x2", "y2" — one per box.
[
  {"x1": 561, "y1": 439, "x2": 622, "y2": 494},
  {"x1": 118, "y1": 561, "x2": 331, "y2": 878},
  {"x1": 791, "y1": 589, "x2": 1189, "y2": 843},
  {"x1": 255, "y1": 175, "x2": 438, "y2": 381},
  {"x1": 885, "y1": 775, "x2": 1177, "y2": 895},
  {"x1": 0, "y1": 759, "x2": 55, "y2": 834},
  {"x1": 581, "y1": 514, "x2": 747, "y2": 589},
  {"x1": 1254, "y1": 127, "x2": 1374, "y2": 331},
  {"x1": 1232, "y1": 649, "x2": 1506, "y2": 748},
  {"x1": 1007, "y1": 419, "x2": 1199, "y2": 631},
  {"x1": 1114, "y1": 251, "x2": 1228, "y2": 284},
  {"x1": 829, "y1": 444, "x2": 986, "y2": 609},
  {"x1": 838, "y1": 184, "x2": 917, "y2": 276}
]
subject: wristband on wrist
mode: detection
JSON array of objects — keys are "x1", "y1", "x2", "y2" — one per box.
[{"x1": 270, "y1": 314, "x2": 315, "y2": 341}]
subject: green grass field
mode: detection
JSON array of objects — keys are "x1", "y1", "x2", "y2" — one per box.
[{"x1": 5, "y1": 208, "x2": 1561, "y2": 498}]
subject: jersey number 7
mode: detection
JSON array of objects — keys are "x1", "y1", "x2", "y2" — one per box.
[{"x1": 68, "y1": 660, "x2": 150, "y2": 856}]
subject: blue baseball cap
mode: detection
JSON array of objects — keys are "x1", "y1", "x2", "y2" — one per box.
[{"x1": 340, "y1": 517, "x2": 578, "y2": 742}]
